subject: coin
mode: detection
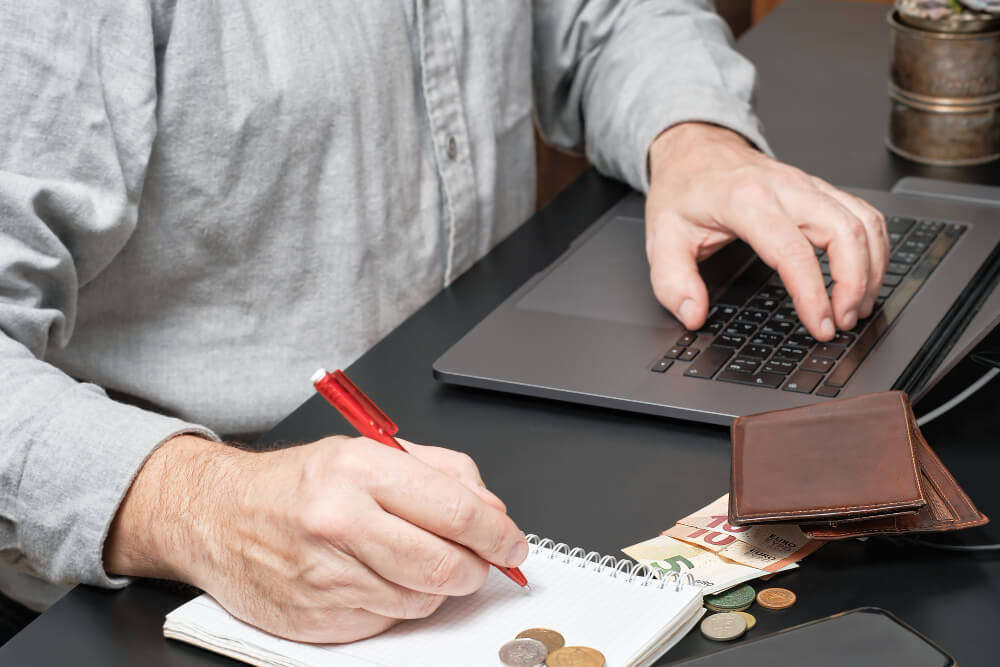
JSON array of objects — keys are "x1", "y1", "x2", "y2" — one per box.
[
  {"x1": 517, "y1": 628, "x2": 566, "y2": 654},
  {"x1": 756, "y1": 587, "x2": 797, "y2": 610},
  {"x1": 705, "y1": 600, "x2": 752, "y2": 613},
  {"x1": 733, "y1": 611, "x2": 757, "y2": 630},
  {"x1": 499, "y1": 638, "x2": 549, "y2": 666},
  {"x1": 545, "y1": 645, "x2": 606, "y2": 667},
  {"x1": 704, "y1": 584, "x2": 756, "y2": 611},
  {"x1": 700, "y1": 612, "x2": 748, "y2": 642}
]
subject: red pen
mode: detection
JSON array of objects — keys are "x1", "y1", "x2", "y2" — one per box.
[{"x1": 311, "y1": 368, "x2": 529, "y2": 588}]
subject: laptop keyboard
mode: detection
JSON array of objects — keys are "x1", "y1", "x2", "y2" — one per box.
[{"x1": 650, "y1": 216, "x2": 966, "y2": 397}]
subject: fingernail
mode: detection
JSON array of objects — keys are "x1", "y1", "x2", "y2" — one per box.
[
  {"x1": 678, "y1": 298, "x2": 696, "y2": 327},
  {"x1": 820, "y1": 317, "x2": 835, "y2": 340},
  {"x1": 843, "y1": 309, "x2": 858, "y2": 331},
  {"x1": 507, "y1": 539, "x2": 529, "y2": 566}
]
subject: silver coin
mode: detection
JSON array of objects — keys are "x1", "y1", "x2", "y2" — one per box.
[
  {"x1": 499, "y1": 637, "x2": 549, "y2": 666},
  {"x1": 699, "y1": 612, "x2": 748, "y2": 642}
]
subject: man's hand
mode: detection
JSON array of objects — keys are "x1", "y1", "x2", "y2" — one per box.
[
  {"x1": 104, "y1": 434, "x2": 528, "y2": 643},
  {"x1": 645, "y1": 122, "x2": 888, "y2": 341}
]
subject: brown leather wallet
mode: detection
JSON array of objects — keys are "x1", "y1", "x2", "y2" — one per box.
[{"x1": 728, "y1": 391, "x2": 988, "y2": 539}]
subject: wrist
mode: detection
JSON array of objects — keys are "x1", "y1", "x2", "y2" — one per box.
[
  {"x1": 649, "y1": 122, "x2": 751, "y2": 177},
  {"x1": 103, "y1": 434, "x2": 250, "y2": 586}
]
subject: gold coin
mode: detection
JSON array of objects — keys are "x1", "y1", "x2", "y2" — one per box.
[
  {"x1": 517, "y1": 628, "x2": 566, "y2": 654},
  {"x1": 546, "y1": 645, "x2": 606, "y2": 667},
  {"x1": 756, "y1": 587, "x2": 796, "y2": 610},
  {"x1": 733, "y1": 611, "x2": 757, "y2": 630}
]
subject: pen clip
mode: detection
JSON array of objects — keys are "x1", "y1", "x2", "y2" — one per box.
[{"x1": 329, "y1": 370, "x2": 399, "y2": 436}]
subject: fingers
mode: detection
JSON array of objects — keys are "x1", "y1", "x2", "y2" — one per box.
[
  {"x1": 646, "y1": 218, "x2": 711, "y2": 330},
  {"x1": 367, "y1": 449, "x2": 529, "y2": 569},
  {"x1": 810, "y1": 178, "x2": 888, "y2": 318},
  {"x1": 731, "y1": 201, "x2": 836, "y2": 340},
  {"x1": 347, "y1": 506, "x2": 492, "y2": 596},
  {"x1": 403, "y1": 441, "x2": 507, "y2": 512}
]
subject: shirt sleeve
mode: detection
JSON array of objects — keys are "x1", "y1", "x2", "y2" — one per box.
[
  {"x1": 0, "y1": 2, "x2": 217, "y2": 591},
  {"x1": 531, "y1": 0, "x2": 773, "y2": 193}
]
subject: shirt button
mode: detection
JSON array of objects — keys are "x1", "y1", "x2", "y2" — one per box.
[{"x1": 446, "y1": 136, "x2": 457, "y2": 160}]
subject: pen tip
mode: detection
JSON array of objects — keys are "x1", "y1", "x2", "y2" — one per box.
[
  {"x1": 523, "y1": 584, "x2": 532, "y2": 592},
  {"x1": 311, "y1": 368, "x2": 328, "y2": 384}
]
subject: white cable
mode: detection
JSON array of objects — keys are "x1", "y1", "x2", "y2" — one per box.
[{"x1": 915, "y1": 367, "x2": 999, "y2": 427}]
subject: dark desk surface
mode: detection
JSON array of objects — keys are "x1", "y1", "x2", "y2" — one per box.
[{"x1": 5, "y1": 0, "x2": 999, "y2": 665}]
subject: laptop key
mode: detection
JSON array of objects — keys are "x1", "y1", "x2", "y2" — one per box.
[
  {"x1": 783, "y1": 370, "x2": 822, "y2": 394},
  {"x1": 698, "y1": 320, "x2": 725, "y2": 335},
  {"x1": 802, "y1": 356, "x2": 833, "y2": 373},
  {"x1": 739, "y1": 344, "x2": 774, "y2": 360},
  {"x1": 748, "y1": 297, "x2": 780, "y2": 312},
  {"x1": 763, "y1": 359, "x2": 797, "y2": 375},
  {"x1": 774, "y1": 346, "x2": 807, "y2": 362},
  {"x1": 786, "y1": 333, "x2": 817, "y2": 349},
  {"x1": 650, "y1": 359, "x2": 673, "y2": 373},
  {"x1": 676, "y1": 333, "x2": 698, "y2": 346},
  {"x1": 684, "y1": 346, "x2": 733, "y2": 379},
  {"x1": 761, "y1": 320, "x2": 795, "y2": 336},
  {"x1": 727, "y1": 358, "x2": 761, "y2": 373},
  {"x1": 679, "y1": 347, "x2": 700, "y2": 361},
  {"x1": 751, "y1": 333, "x2": 784, "y2": 347},
  {"x1": 878, "y1": 285, "x2": 894, "y2": 299},
  {"x1": 813, "y1": 344, "x2": 844, "y2": 359},
  {"x1": 717, "y1": 370, "x2": 784, "y2": 388},
  {"x1": 663, "y1": 346, "x2": 685, "y2": 359},
  {"x1": 738, "y1": 309, "x2": 769, "y2": 324},
  {"x1": 830, "y1": 333, "x2": 855, "y2": 346},
  {"x1": 816, "y1": 385, "x2": 841, "y2": 398},
  {"x1": 726, "y1": 322, "x2": 757, "y2": 336},
  {"x1": 891, "y1": 250, "x2": 920, "y2": 265},
  {"x1": 715, "y1": 334, "x2": 747, "y2": 348},
  {"x1": 886, "y1": 262, "x2": 910, "y2": 276}
]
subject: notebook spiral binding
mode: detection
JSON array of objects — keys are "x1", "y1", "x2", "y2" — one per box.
[{"x1": 525, "y1": 534, "x2": 694, "y2": 592}]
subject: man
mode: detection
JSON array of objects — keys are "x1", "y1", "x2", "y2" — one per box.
[{"x1": 0, "y1": 0, "x2": 886, "y2": 645}]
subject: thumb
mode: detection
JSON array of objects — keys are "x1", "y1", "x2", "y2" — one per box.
[{"x1": 648, "y1": 235, "x2": 710, "y2": 331}]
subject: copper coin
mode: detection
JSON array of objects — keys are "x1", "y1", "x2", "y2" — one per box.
[
  {"x1": 517, "y1": 628, "x2": 566, "y2": 654},
  {"x1": 756, "y1": 587, "x2": 797, "y2": 610},
  {"x1": 546, "y1": 645, "x2": 606, "y2": 667}
]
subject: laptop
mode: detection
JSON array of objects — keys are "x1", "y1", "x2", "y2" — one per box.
[{"x1": 433, "y1": 184, "x2": 1000, "y2": 425}]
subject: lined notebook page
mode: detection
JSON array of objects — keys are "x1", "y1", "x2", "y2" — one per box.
[{"x1": 165, "y1": 540, "x2": 704, "y2": 667}]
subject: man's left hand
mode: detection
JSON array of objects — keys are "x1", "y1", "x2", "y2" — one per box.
[{"x1": 645, "y1": 122, "x2": 888, "y2": 342}]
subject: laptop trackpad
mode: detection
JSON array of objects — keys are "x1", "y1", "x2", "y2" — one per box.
[{"x1": 516, "y1": 216, "x2": 754, "y2": 328}]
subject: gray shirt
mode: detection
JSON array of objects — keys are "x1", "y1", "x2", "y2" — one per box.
[{"x1": 0, "y1": 0, "x2": 768, "y2": 609}]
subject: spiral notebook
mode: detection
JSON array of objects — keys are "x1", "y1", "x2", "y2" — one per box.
[{"x1": 164, "y1": 534, "x2": 705, "y2": 667}]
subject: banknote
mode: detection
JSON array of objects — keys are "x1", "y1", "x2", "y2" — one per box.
[
  {"x1": 622, "y1": 534, "x2": 795, "y2": 595},
  {"x1": 665, "y1": 494, "x2": 824, "y2": 572}
]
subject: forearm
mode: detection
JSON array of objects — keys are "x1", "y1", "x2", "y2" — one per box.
[{"x1": 103, "y1": 435, "x2": 250, "y2": 586}]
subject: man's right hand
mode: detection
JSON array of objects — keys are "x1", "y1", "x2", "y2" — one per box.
[{"x1": 104, "y1": 434, "x2": 529, "y2": 643}]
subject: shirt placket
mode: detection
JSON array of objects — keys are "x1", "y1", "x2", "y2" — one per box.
[{"x1": 415, "y1": 0, "x2": 479, "y2": 286}]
